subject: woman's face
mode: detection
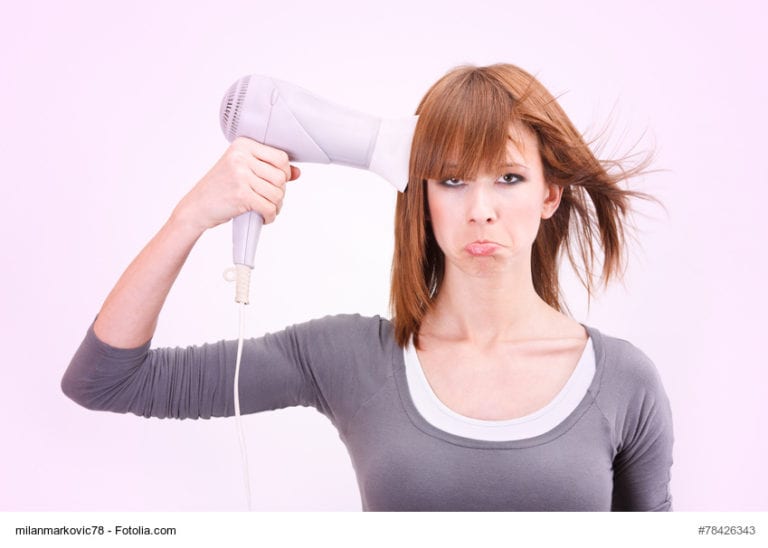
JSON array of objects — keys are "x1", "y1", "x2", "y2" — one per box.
[{"x1": 426, "y1": 125, "x2": 562, "y2": 278}]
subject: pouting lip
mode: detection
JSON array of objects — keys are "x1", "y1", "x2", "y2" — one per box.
[
  {"x1": 465, "y1": 241, "x2": 502, "y2": 256},
  {"x1": 470, "y1": 239, "x2": 501, "y2": 245}
]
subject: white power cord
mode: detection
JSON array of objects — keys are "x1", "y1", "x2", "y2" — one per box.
[{"x1": 224, "y1": 266, "x2": 254, "y2": 511}]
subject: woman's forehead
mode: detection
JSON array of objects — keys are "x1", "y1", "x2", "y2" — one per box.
[{"x1": 506, "y1": 130, "x2": 542, "y2": 171}]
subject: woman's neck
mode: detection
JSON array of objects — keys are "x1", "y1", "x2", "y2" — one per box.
[{"x1": 421, "y1": 261, "x2": 554, "y2": 347}]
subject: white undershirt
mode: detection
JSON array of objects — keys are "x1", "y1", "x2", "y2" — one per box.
[{"x1": 403, "y1": 337, "x2": 596, "y2": 441}]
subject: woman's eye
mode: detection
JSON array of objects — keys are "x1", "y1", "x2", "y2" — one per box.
[
  {"x1": 498, "y1": 173, "x2": 523, "y2": 184},
  {"x1": 441, "y1": 177, "x2": 463, "y2": 187}
]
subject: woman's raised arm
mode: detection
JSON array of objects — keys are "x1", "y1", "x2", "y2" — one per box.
[{"x1": 93, "y1": 137, "x2": 299, "y2": 349}]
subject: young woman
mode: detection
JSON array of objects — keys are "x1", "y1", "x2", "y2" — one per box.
[{"x1": 62, "y1": 64, "x2": 673, "y2": 511}]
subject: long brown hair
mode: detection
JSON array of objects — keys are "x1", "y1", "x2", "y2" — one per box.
[{"x1": 390, "y1": 64, "x2": 659, "y2": 349}]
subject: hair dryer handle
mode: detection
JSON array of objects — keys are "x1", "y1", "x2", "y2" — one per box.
[{"x1": 232, "y1": 211, "x2": 262, "y2": 268}]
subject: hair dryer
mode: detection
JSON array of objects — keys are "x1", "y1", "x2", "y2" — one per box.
[
  {"x1": 218, "y1": 76, "x2": 416, "y2": 510},
  {"x1": 218, "y1": 74, "x2": 417, "y2": 303}
]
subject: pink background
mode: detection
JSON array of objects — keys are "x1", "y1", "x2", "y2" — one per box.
[{"x1": 1, "y1": 0, "x2": 766, "y2": 511}]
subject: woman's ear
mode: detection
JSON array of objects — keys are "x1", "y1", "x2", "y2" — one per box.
[{"x1": 541, "y1": 182, "x2": 564, "y2": 219}]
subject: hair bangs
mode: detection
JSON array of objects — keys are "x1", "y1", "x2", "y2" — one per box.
[{"x1": 410, "y1": 69, "x2": 520, "y2": 183}]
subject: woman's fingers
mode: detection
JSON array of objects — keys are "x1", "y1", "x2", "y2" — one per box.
[
  {"x1": 176, "y1": 138, "x2": 300, "y2": 231},
  {"x1": 235, "y1": 137, "x2": 292, "y2": 182},
  {"x1": 239, "y1": 142, "x2": 299, "y2": 224}
]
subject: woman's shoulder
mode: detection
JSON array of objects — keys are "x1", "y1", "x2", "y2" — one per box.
[
  {"x1": 294, "y1": 314, "x2": 398, "y2": 407},
  {"x1": 586, "y1": 326, "x2": 668, "y2": 400},
  {"x1": 300, "y1": 312, "x2": 393, "y2": 332},
  {"x1": 287, "y1": 313, "x2": 396, "y2": 351},
  {"x1": 585, "y1": 326, "x2": 673, "y2": 455}
]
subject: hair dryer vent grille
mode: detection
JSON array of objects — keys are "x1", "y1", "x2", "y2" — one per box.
[{"x1": 220, "y1": 77, "x2": 250, "y2": 141}]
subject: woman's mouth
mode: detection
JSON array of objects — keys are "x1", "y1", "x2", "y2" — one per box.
[{"x1": 465, "y1": 241, "x2": 501, "y2": 256}]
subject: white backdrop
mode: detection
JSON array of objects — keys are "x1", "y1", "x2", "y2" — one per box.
[{"x1": 1, "y1": 0, "x2": 766, "y2": 511}]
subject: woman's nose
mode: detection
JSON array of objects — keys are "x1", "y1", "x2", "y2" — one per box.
[{"x1": 467, "y1": 184, "x2": 497, "y2": 224}]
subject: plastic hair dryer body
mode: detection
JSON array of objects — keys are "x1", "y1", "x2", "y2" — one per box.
[{"x1": 219, "y1": 75, "x2": 416, "y2": 282}]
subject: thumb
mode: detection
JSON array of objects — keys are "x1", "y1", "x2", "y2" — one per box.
[{"x1": 289, "y1": 165, "x2": 301, "y2": 181}]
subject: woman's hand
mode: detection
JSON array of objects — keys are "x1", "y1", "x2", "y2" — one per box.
[{"x1": 172, "y1": 137, "x2": 301, "y2": 233}]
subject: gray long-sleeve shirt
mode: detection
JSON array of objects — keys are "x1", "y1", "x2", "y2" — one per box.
[{"x1": 61, "y1": 314, "x2": 674, "y2": 511}]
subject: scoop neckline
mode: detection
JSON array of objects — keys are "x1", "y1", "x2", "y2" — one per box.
[{"x1": 391, "y1": 324, "x2": 606, "y2": 449}]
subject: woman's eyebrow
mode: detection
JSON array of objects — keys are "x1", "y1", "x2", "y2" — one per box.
[
  {"x1": 432, "y1": 162, "x2": 529, "y2": 178},
  {"x1": 443, "y1": 163, "x2": 529, "y2": 169}
]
